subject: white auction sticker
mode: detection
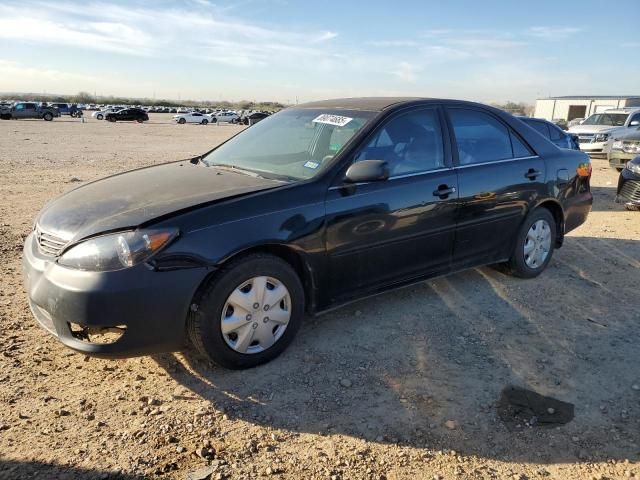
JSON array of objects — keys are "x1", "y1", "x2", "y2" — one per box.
[{"x1": 312, "y1": 114, "x2": 353, "y2": 127}]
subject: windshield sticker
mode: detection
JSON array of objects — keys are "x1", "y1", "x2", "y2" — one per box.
[
  {"x1": 313, "y1": 114, "x2": 353, "y2": 127},
  {"x1": 304, "y1": 161, "x2": 320, "y2": 169}
]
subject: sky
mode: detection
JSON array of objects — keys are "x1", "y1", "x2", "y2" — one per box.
[{"x1": 0, "y1": 0, "x2": 639, "y2": 104}]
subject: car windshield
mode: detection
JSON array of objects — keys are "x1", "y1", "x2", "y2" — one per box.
[
  {"x1": 202, "y1": 108, "x2": 376, "y2": 180},
  {"x1": 581, "y1": 113, "x2": 628, "y2": 126}
]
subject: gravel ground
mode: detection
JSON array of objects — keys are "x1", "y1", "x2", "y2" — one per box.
[{"x1": 0, "y1": 113, "x2": 639, "y2": 480}]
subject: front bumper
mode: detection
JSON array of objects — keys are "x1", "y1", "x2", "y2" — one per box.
[
  {"x1": 616, "y1": 169, "x2": 640, "y2": 206},
  {"x1": 609, "y1": 151, "x2": 636, "y2": 169},
  {"x1": 22, "y1": 232, "x2": 209, "y2": 358}
]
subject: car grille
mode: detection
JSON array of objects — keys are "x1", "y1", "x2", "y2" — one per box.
[
  {"x1": 620, "y1": 180, "x2": 640, "y2": 202},
  {"x1": 578, "y1": 134, "x2": 595, "y2": 143},
  {"x1": 35, "y1": 227, "x2": 68, "y2": 257}
]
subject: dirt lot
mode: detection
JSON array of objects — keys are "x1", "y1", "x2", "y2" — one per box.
[{"x1": 1, "y1": 113, "x2": 639, "y2": 480}]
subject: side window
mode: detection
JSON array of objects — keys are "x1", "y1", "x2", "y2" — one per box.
[
  {"x1": 15, "y1": 104, "x2": 25, "y2": 111},
  {"x1": 448, "y1": 108, "x2": 532, "y2": 165},
  {"x1": 25, "y1": 103, "x2": 36, "y2": 109},
  {"x1": 355, "y1": 109, "x2": 445, "y2": 176}
]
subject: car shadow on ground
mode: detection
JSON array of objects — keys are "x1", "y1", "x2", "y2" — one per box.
[
  {"x1": 0, "y1": 459, "x2": 146, "y2": 480},
  {"x1": 154, "y1": 235, "x2": 640, "y2": 465}
]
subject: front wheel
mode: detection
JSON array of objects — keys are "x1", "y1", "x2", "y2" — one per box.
[
  {"x1": 505, "y1": 208, "x2": 556, "y2": 278},
  {"x1": 178, "y1": 118, "x2": 186, "y2": 124},
  {"x1": 201, "y1": 119, "x2": 208, "y2": 125},
  {"x1": 188, "y1": 254, "x2": 304, "y2": 369},
  {"x1": 96, "y1": 114, "x2": 103, "y2": 120},
  {"x1": 43, "y1": 112, "x2": 53, "y2": 121}
]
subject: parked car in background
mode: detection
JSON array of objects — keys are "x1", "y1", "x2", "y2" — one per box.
[
  {"x1": 23, "y1": 97, "x2": 592, "y2": 369},
  {"x1": 241, "y1": 111, "x2": 270, "y2": 126},
  {"x1": 92, "y1": 108, "x2": 121, "y2": 120},
  {"x1": 519, "y1": 117, "x2": 580, "y2": 150},
  {"x1": 212, "y1": 111, "x2": 239, "y2": 123},
  {"x1": 616, "y1": 156, "x2": 640, "y2": 210},
  {"x1": 0, "y1": 102, "x2": 60, "y2": 121},
  {"x1": 567, "y1": 118, "x2": 584, "y2": 128},
  {"x1": 568, "y1": 108, "x2": 640, "y2": 159},
  {"x1": 50, "y1": 103, "x2": 84, "y2": 117},
  {"x1": 105, "y1": 108, "x2": 149, "y2": 123},
  {"x1": 609, "y1": 128, "x2": 640, "y2": 171},
  {"x1": 173, "y1": 112, "x2": 212, "y2": 125}
]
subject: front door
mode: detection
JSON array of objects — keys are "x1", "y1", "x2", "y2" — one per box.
[
  {"x1": 325, "y1": 107, "x2": 458, "y2": 302},
  {"x1": 445, "y1": 106, "x2": 547, "y2": 268}
]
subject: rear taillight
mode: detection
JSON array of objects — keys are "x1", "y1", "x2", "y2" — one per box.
[{"x1": 577, "y1": 162, "x2": 592, "y2": 178}]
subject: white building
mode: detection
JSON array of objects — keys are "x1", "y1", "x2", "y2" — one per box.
[{"x1": 534, "y1": 96, "x2": 640, "y2": 122}]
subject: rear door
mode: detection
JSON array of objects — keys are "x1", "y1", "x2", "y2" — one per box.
[
  {"x1": 445, "y1": 106, "x2": 546, "y2": 268},
  {"x1": 325, "y1": 106, "x2": 458, "y2": 300}
]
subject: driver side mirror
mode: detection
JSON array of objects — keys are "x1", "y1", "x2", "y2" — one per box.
[
  {"x1": 630, "y1": 120, "x2": 640, "y2": 127},
  {"x1": 345, "y1": 160, "x2": 390, "y2": 183}
]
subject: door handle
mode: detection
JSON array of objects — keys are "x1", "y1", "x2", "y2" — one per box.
[
  {"x1": 432, "y1": 184, "x2": 456, "y2": 199},
  {"x1": 525, "y1": 169, "x2": 542, "y2": 180}
]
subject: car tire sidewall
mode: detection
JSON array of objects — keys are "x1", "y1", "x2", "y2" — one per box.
[
  {"x1": 509, "y1": 208, "x2": 556, "y2": 279},
  {"x1": 202, "y1": 119, "x2": 208, "y2": 125},
  {"x1": 43, "y1": 113, "x2": 53, "y2": 121},
  {"x1": 179, "y1": 118, "x2": 186, "y2": 124},
  {"x1": 190, "y1": 255, "x2": 305, "y2": 369},
  {"x1": 97, "y1": 114, "x2": 103, "y2": 120}
]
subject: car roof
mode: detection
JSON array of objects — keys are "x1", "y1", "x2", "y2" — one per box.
[
  {"x1": 593, "y1": 108, "x2": 639, "y2": 114},
  {"x1": 295, "y1": 97, "x2": 427, "y2": 112}
]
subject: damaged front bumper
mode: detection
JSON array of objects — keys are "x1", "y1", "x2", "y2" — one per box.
[{"x1": 22, "y1": 232, "x2": 209, "y2": 358}]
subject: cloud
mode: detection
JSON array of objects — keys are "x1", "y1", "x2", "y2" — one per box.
[
  {"x1": 393, "y1": 62, "x2": 420, "y2": 83},
  {"x1": 0, "y1": 1, "x2": 340, "y2": 67},
  {"x1": 315, "y1": 31, "x2": 338, "y2": 42},
  {"x1": 527, "y1": 26, "x2": 581, "y2": 39}
]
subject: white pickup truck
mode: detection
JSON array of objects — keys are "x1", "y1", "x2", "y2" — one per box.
[{"x1": 568, "y1": 108, "x2": 640, "y2": 158}]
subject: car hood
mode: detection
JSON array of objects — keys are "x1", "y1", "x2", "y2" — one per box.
[
  {"x1": 37, "y1": 160, "x2": 284, "y2": 244},
  {"x1": 613, "y1": 128, "x2": 640, "y2": 141},
  {"x1": 568, "y1": 124, "x2": 620, "y2": 134}
]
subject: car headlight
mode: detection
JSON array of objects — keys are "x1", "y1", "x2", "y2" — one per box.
[
  {"x1": 612, "y1": 140, "x2": 623, "y2": 151},
  {"x1": 594, "y1": 133, "x2": 609, "y2": 142},
  {"x1": 626, "y1": 159, "x2": 640, "y2": 175},
  {"x1": 623, "y1": 142, "x2": 640, "y2": 154},
  {"x1": 58, "y1": 228, "x2": 178, "y2": 271}
]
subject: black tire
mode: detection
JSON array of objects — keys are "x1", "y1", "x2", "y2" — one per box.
[
  {"x1": 188, "y1": 254, "x2": 304, "y2": 369},
  {"x1": 211, "y1": 117, "x2": 217, "y2": 123},
  {"x1": 136, "y1": 118, "x2": 143, "y2": 123},
  {"x1": 107, "y1": 116, "x2": 116, "y2": 122},
  {"x1": 43, "y1": 112, "x2": 53, "y2": 121},
  {"x1": 201, "y1": 119, "x2": 208, "y2": 125},
  {"x1": 97, "y1": 114, "x2": 103, "y2": 120},
  {"x1": 178, "y1": 118, "x2": 186, "y2": 124},
  {"x1": 505, "y1": 208, "x2": 556, "y2": 278}
]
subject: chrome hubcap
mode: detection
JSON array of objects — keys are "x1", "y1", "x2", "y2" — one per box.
[
  {"x1": 221, "y1": 276, "x2": 291, "y2": 354},
  {"x1": 524, "y1": 219, "x2": 551, "y2": 269}
]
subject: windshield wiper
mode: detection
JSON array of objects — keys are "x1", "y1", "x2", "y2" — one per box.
[{"x1": 210, "y1": 163, "x2": 269, "y2": 179}]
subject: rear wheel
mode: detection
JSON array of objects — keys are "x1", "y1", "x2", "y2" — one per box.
[
  {"x1": 201, "y1": 119, "x2": 208, "y2": 125},
  {"x1": 505, "y1": 208, "x2": 556, "y2": 278},
  {"x1": 188, "y1": 254, "x2": 304, "y2": 369},
  {"x1": 211, "y1": 117, "x2": 217, "y2": 123},
  {"x1": 43, "y1": 112, "x2": 53, "y2": 121},
  {"x1": 97, "y1": 114, "x2": 104, "y2": 120}
]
